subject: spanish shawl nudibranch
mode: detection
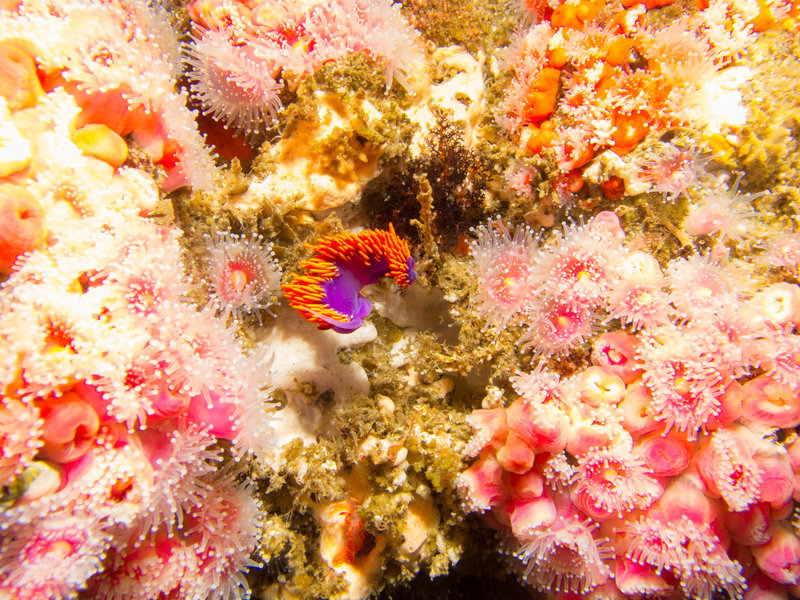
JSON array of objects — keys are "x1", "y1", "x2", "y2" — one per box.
[{"x1": 282, "y1": 224, "x2": 417, "y2": 333}]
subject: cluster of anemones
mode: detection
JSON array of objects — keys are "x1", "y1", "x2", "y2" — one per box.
[
  {"x1": 0, "y1": 0, "x2": 218, "y2": 191},
  {"x1": 459, "y1": 347, "x2": 800, "y2": 597},
  {"x1": 184, "y1": 0, "x2": 424, "y2": 136},
  {"x1": 470, "y1": 212, "x2": 666, "y2": 355},
  {"x1": 0, "y1": 50, "x2": 272, "y2": 600},
  {"x1": 502, "y1": 0, "x2": 794, "y2": 200},
  {"x1": 462, "y1": 213, "x2": 800, "y2": 597},
  {"x1": 469, "y1": 202, "x2": 779, "y2": 356}
]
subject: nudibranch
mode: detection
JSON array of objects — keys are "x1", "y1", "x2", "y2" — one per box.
[{"x1": 282, "y1": 224, "x2": 417, "y2": 333}]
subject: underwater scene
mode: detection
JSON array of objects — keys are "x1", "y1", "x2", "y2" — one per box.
[{"x1": 1, "y1": 0, "x2": 800, "y2": 598}]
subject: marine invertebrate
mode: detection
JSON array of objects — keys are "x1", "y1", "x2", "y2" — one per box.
[
  {"x1": 684, "y1": 176, "x2": 761, "y2": 242},
  {"x1": 635, "y1": 143, "x2": 710, "y2": 200},
  {"x1": 752, "y1": 524, "x2": 800, "y2": 585},
  {"x1": 136, "y1": 425, "x2": 221, "y2": 537},
  {"x1": 89, "y1": 341, "x2": 178, "y2": 430},
  {"x1": 185, "y1": 28, "x2": 282, "y2": 136},
  {"x1": 572, "y1": 448, "x2": 662, "y2": 519},
  {"x1": 0, "y1": 41, "x2": 43, "y2": 111},
  {"x1": 534, "y1": 219, "x2": 623, "y2": 308},
  {"x1": 634, "y1": 431, "x2": 690, "y2": 478},
  {"x1": 144, "y1": 93, "x2": 220, "y2": 192},
  {"x1": 183, "y1": 0, "x2": 424, "y2": 138},
  {"x1": 467, "y1": 214, "x2": 628, "y2": 350},
  {"x1": 303, "y1": 0, "x2": 424, "y2": 91},
  {"x1": 0, "y1": 183, "x2": 46, "y2": 272},
  {"x1": 315, "y1": 493, "x2": 387, "y2": 600},
  {"x1": 515, "y1": 509, "x2": 614, "y2": 594},
  {"x1": 282, "y1": 225, "x2": 416, "y2": 333},
  {"x1": 456, "y1": 456, "x2": 508, "y2": 512},
  {"x1": 506, "y1": 395, "x2": 570, "y2": 455},
  {"x1": 507, "y1": 493, "x2": 557, "y2": 537},
  {"x1": 159, "y1": 304, "x2": 247, "y2": 407},
  {"x1": 511, "y1": 366, "x2": 568, "y2": 406},
  {"x1": 104, "y1": 258, "x2": 191, "y2": 326},
  {"x1": 204, "y1": 230, "x2": 281, "y2": 322},
  {"x1": 4, "y1": 1, "x2": 800, "y2": 599},
  {"x1": 499, "y1": 22, "x2": 557, "y2": 133},
  {"x1": 36, "y1": 391, "x2": 100, "y2": 464},
  {"x1": 625, "y1": 513, "x2": 746, "y2": 599},
  {"x1": 72, "y1": 124, "x2": 128, "y2": 168},
  {"x1": 0, "y1": 515, "x2": 110, "y2": 600},
  {"x1": 605, "y1": 251, "x2": 670, "y2": 331},
  {"x1": 606, "y1": 280, "x2": 671, "y2": 331},
  {"x1": 695, "y1": 427, "x2": 763, "y2": 512},
  {"x1": 0, "y1": 102, "x2": 32, "y2": 179},
  {"x1": 459, "y1": 311, "x2": 800, "y2": 599},
  {"x1": 318, "y1": 498, "x2": 368, "y2": 567},
  {"x1": 498, "y1": 0, "x2": 757, "y2": 208},
  {"x1": 723, "y1": 502, "x2": 771, "y2": 546},
  {"x1": 0, "y1": 398, "x2": 42, "y2": 486},
  {"x1": 749, "y1": 283, "x2": 800, "y2": 328},
  {"x1": 497, "y1": 431, "x2": 537, "y2": 474},
  {"x1": 759, "y1": 330, "x2": 800, "y2": 394},
  {"x1": 3, "y1": 293, "x2": 105, "y2": 401},
  {"x1": 519, "y1": 299, "x2": 595, "y2": 357},
  {"x1": 468, "y1": 220, "x2": 539, "y2": 329},
  {"x1": 0, "y1": 0, "x2": 218, "y2": 191},
  {"x1": 573, "y1": 366, "x2": 625, "y2": 408},
  {"x1": 566, "y1": 405, "x2": 628, "y2": 456},
  {"x1": 590, "y1": 331, "x2": 641, "y2": 384},
  {"x1": 88, "y1": 533, "x2": 202, "y2": 600},
  {"x1": 183, "y1": 472, "x2": 263, "y2": 599},
  {"x1": 0, "y1": 76, "x2": 273, "y2": 599},
  {"x1": 636, "y1": 324, "x2": 727, "y2": 439},
  {"x1": 741, "y1": 374, "x2": 800, "y2": 428},
  {"x1": 463, "y1": 407, "x2": 509, "y2": 456},
  {"x1": 767, "y1": 232, "x2": 800, "y2": 269}
]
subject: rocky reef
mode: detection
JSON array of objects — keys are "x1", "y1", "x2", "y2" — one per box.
[{"x1": 1, "y1": 0, "x2": 800, "y2": 599}]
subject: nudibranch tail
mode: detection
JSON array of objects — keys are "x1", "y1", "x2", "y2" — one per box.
[{"x1": 282, "y1": 224, "x2": 417, "y2": 333}]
